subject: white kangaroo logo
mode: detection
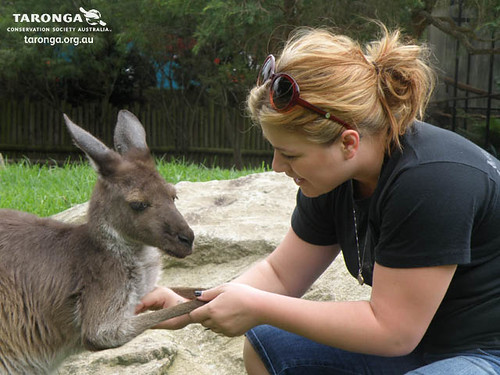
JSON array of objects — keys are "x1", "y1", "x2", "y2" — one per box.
[{"x1": 79, "y1": 7, "x2": 107, "y2": 26}]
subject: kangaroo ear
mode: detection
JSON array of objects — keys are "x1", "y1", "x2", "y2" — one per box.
[
  {"x1": 113, "y1": 110, "x2": 148, "y2": 155},
  {"x1": 63, "y1": 114, "x2": 118, "y2": 176}
]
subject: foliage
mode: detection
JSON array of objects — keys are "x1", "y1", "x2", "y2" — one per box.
[
  {"x1": 0, "y1": 0, "x2": 498, "y2": 166},
  {"x1": 2, "y1": 0, "x2": 497, "y2": 106},
  {"x1": 0, "y1": 0, "x2": 154, "y2": 107},
  {"x1": 3, "y1": 0, "x2": 483, "y2": 107}
]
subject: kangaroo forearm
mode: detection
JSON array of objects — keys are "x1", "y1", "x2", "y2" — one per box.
[
  {"x1": 147, "y1": 299, "x2": 206, "y2": 323},
  {"x1": 85, "y1": 300, "x2": 206, "y2": 351}
]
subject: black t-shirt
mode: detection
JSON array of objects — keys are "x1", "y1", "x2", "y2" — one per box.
[{"x1": 291, "y1": 121, "x2": 500, "y2": 354}]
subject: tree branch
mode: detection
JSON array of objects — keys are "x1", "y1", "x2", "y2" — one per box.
[{"x1": 415, "y1": 9, "x2": 500, "y2": 55}]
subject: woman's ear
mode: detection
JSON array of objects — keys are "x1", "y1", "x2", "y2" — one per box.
[{"x1": 340, "y1": 130, "x2": 360, "y2": 159}]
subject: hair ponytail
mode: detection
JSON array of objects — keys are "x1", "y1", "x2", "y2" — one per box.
[{"x1": 366, "y1": 26, "x2": 436, "y2": 150}]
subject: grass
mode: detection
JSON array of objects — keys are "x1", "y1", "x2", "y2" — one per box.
[{"x1": 0, "y1": 158, "x2": 269, "y2": 217}]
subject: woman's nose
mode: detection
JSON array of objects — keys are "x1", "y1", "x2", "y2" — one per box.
[{"x1": 271, "y1": 150, "x2": 288, "y2": 173}]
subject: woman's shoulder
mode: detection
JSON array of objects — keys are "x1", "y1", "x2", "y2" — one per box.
[{"x1": 399, "y1": 121, "x2": 500, "y2": 180}]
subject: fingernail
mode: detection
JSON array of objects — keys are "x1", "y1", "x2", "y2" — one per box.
[{"x1": 194, "y1": 290, "x2": 203, "y2": 297}]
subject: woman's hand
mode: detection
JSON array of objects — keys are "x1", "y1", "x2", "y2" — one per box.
[
  {"x1": 189, "y1": 283, "x2": 266, "y2": 337},
  {"x1": 135, "y1": 286, "x2": 193, "y2": 330}
]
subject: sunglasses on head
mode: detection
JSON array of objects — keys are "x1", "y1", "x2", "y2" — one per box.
[{"x1": 257, "y1": 54, "x2": 353, "y2": 130}]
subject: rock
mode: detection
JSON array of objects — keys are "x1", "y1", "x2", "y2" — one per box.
[
  {"x1": 53, "y1": 202, "x2": 88, "y2": 225},
  {"x1": 59, "y1": 331, "x2": 177, "y2": 375},
  {"x1": 55, "y1": 172, "x2": 371, "y2": 375}
]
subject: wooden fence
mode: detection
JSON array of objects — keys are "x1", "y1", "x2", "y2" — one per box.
[
  {"x1": 427, "y1": 2, "x2": 499, "y2": 153},
  {"x1": 0, "y1": 98, "x2": 273, "y2": 167}
]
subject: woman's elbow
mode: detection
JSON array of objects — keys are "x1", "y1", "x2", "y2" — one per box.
[{"x1": 380, "y1": 332, "x2": 423, "y2": 357}]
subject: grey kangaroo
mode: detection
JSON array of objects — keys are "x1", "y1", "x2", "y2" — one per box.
[{"x1": 0, "y1": 110, "x2": 203, "y2": 374}]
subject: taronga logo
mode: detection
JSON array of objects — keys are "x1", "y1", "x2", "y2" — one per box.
[
  {"x1": 12, "y1": 7, "x2": 107, "y2": 26},
  {"x1": 79, "y1": 7, "x2": 106, "y2": 26}
]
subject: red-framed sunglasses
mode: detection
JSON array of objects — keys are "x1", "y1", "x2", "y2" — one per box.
[{"x1": 257, "y1": 54, "x2": 353, "y2": 130}]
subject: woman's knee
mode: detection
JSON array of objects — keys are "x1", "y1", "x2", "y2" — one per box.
[{"x1": 244, "y1": 337, "x2": 270, "y2": 375}]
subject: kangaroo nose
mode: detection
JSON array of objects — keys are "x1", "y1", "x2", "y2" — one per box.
[{"x1": 177, "y1": 233, "x2": 193, "y2": 247}]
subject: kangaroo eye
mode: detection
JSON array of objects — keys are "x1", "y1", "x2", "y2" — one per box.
[{"x1": 129, "y1": 201, "x2": 149, "y2": 212}]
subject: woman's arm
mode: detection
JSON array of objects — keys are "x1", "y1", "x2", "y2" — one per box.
[
  {"x1": 232, "y1": 227, "x2": 341, "y2": 297},
  {"x1": 192, "y1": 261, "x2": 456, "y2": 356},
  {"x1": 260, "y1": 262, "x2": 456, "y2": 355}
]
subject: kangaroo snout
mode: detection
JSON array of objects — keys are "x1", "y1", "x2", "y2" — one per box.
[
  {"x1": 159, "y1": 214, "x2": 195, "y2": 258},
  {"x1": 178, "y1": 232, "x2": 194, "y2": 248},
  {"x1": 172, "y1": 226, "x2": 195, "y2": 258}
]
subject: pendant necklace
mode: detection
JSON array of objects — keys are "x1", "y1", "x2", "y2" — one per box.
[{"x1": 351, "y1": 181, "x2": 367, "y2": 286}]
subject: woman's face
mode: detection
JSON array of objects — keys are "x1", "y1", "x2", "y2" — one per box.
[{"x1": 262, "y1": 123, "x2": 352, "y2": 198}]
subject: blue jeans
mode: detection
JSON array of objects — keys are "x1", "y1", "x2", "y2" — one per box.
[{"x1": 246, "y1": 325, "x2": 500, "y2": 375}]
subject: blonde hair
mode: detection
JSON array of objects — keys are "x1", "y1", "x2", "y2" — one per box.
[{"x1": 247, "y1": 25, "x2": 436, "y2": 150}]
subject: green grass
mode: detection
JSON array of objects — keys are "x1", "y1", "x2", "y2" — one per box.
[{"x1": 0, "y1": 158, "x2": 268, "y2": 217}]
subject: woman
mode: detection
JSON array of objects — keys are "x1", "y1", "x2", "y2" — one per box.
[{"x1": 137, "y1": 26, "x2": 500, "y2": 374}]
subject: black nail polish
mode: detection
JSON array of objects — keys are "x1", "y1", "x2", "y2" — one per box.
[{"x1": 194, "y1": 290, "x2": 203, "y2": 297}]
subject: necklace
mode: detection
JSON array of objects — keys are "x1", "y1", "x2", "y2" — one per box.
[{"x1": 351, "y1": 181, "x2": 367, "y2": 286}]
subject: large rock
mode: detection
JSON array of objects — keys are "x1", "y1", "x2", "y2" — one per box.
[{"x1": 55, "y1": 172, "x2": 370, "y2": 375}]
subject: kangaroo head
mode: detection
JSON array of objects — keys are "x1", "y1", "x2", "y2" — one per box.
[{"x1": 63, "y1": 110, "x2": 194, "y2": 258}]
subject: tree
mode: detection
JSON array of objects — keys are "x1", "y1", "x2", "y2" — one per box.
[
  {"x1": 411, "y1": 0, "x2": 499, "y2": 54},
  {"x1": 0, "y1": 0, "x2": 152, "y2": 111},
  {"x1": 0, "y1": 0, "x2": 497, "y2": 165}
]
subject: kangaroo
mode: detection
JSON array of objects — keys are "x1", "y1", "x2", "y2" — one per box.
[{"x1": 0, "y1": 110, "x2": 203, "y2": 374}]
